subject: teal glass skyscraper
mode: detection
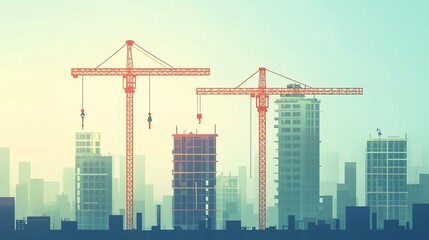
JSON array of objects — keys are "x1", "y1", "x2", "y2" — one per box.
[
  {"x1": 366, "y1": 136, "x2": 407, "y2": 228},
  {"x1": 275, "y1": 85, "x2": 320, "y2": 228},
  {"x1": 75, "y1": 132, "x2": 112, "y2": 230}
]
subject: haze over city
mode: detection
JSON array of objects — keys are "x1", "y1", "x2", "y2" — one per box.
[{"x1": 1, "y1": 0, "x2": 428, "y2": 210}]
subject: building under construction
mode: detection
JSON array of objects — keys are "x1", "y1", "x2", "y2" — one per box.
[{"x1": 172, "y1": 130, "x2": 217, "y2": 230}]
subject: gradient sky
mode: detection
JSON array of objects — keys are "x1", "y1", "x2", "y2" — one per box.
[{"x1": 1, "y1": 0, "x2": 428, "y2": 206}]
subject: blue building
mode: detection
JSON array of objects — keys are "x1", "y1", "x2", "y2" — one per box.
[
  {"x1": 366, "y1": 136, "x2": 407, "y2": 228},
  {"x1": 172, "y1": 131, "x2": 217, "y2": 230}
]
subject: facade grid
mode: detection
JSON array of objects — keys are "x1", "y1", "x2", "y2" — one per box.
[
  {"x1": 75, "y1": 132, "x2": 112, "y2": 230},
  {"x1": 275, "y1": 85, "x2": 320, "y2": 228},
  {"x1": 366, "y1": 137, "x2": 407, "y2": 228},
  {"x1": 172, "y1": 132, "x2": 217, "y2": 230}
]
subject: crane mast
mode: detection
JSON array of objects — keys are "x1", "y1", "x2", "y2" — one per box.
[{"x1": 124, "y1": 40, "x2": 136, "y2": 230}]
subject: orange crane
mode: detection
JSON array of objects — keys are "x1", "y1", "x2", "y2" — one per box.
[
  {"x1": 196, "y1": 67, "x2": 363, "y2": 229},
  {"x1": 71, "y1": 40, "x2": 210, "y2": 230}
]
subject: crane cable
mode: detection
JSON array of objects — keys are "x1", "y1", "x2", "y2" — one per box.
[
  {"x1": 250, "y1": 96, "x2": 252, "y2": 179},
  {"x1": 133, "y1": 42, "x2": 175, "y2": 129},
  {"x1": 197, "y1": 94, "x2": 202, "y2": 124},
  {"x1": 80, "y1": 76, "x2": 85, "y2": 130},
  {"x1": 147, "y1": 75, "x2": 152, "y2": 129},
  {"x1": 79, "y1": 43, "x2": 126, "y2": 129},
  {"x1": 95, "y1": 44, "x2": 126, "y2": 68},
  {"x1": 134, "y1": 43, "x2": 174, "y2": 68}
]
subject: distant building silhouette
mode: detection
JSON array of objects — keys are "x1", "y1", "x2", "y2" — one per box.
[
  {"x1": 16, "y1": 162, "x2": 31, "y2": 220},
  {"x1": 62, "y1": 167, "x2": 75, "y2": 220},
  {"x1": 337, "y1": 162, "x2": 357, "y2": 229},
  {"x1": 29, "y1": 179, "x2": 44, "y2": 216},
  {"x1": 75, "y1": 132, "x2": 112, "y2": 230},
  {"x1": 275, "y1": 86, "x2": 320, "y2": 227},
  {"x1": 119, "y1": 155, "x2": 146, "y2": 228},
  {"x1": 216, "y1": 174, "x2": 241, "y2": 229},
  {"x1": 0, "y1": 197, "x2": 15, "y2": 232},
  {"x1": 161, "y1": 195, "x2": 173, "y2": 229},
  {"x1": 366, "y1": 136, "x2": 407, "y2": 228},
  {"x1": 172, "y1": 131, "x2": 217, "y2": 230},
  {"x1": 0, "y1": 148, "x2": 10, "y2": 197}
]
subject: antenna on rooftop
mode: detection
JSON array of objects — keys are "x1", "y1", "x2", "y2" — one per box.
[{"x1": 377, "y1": 128, "x2": 382, "y2": 140}]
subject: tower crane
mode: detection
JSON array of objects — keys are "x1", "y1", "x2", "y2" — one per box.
[
  {"x1": 196, "y1": 67, "x2": 363, "y2": 229},
  {"x1": 71, "y1": 40, "x2": 210, "y2": 230}
]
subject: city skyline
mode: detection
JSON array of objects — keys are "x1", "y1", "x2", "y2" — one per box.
[{"x1": 1, "y1": 0, "x2": 429, "y2": 209}]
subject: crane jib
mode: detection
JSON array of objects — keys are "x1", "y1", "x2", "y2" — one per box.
[{"x1": 71, "y1": 68, "x2": 210, "y2": 78}]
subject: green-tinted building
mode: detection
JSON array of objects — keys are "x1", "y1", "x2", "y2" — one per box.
[
  {"x1": 275, "y1": 85, "x2": 320, "y2": 228},
  {"x1": 75, "y1": 132, "x2": 112, "y2": 230}
]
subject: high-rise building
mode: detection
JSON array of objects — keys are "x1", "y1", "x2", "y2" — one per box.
[
  {"x1": 216, "y1": 174, "x2": 241, "y2": 229},
  {"x1": 275, "y1": 86, "x2": 320, "y2": 227},
  {"x1": 172, "y1": 131, "x2": 217, "y2": 230},
  {"x1": 366, "y1": 136, "x2": 407, "y2": 228},
  {"x1": 337, "y1": 162, "x2": 357, "y2": 229},
  {"x1": 0, "y1": 148, "x2": 10, "y2": 197},
  {"x1": 75, "y1": 132, "x2": 112, "y2": 230},
  {"x1": 30, "y1": 179, "x2": 44, "y2": 216}
]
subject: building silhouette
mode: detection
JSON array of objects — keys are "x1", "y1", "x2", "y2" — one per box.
[
  {"x1": 337, "y1": 162, "x2": 357, "y2": 229},
  {"x1": 275, "y1": 85, "x2": 320, "y2": 227},
  {"x1": 0, "y1": 148, "x2": 10, "y2": 197},
  {"x1": 75, "y1": 132, "x2": 112, "y2": 230},
  {"x1": 346, "y1": 206, "x2": 370, "y2": 231},
  {"x1": 172, "y1": 131, "x2": 217, "y2": 230},
  {"x1": 62, "y1": 167, "x2": 75, "y2": 220},
  {"x1": 366, "y1": 136, "x2": 407, "y2": 228},
  {"x1": 0, "y1": 197, "x2": 15, "y2": 232},
  {"x1": 216, "y1": 174, "x2": 241, "y2": 229}
]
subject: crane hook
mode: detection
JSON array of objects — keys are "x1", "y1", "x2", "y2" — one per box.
[
  {"x1": 147, "y1": 112, "x2": 152, "y2": 129},
  {"x1": 80, "y1": 109, "x2": 85, "y2": 130},
  {"x1": 197, "y1": 113, "x2": 202, "y2": 124}
]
